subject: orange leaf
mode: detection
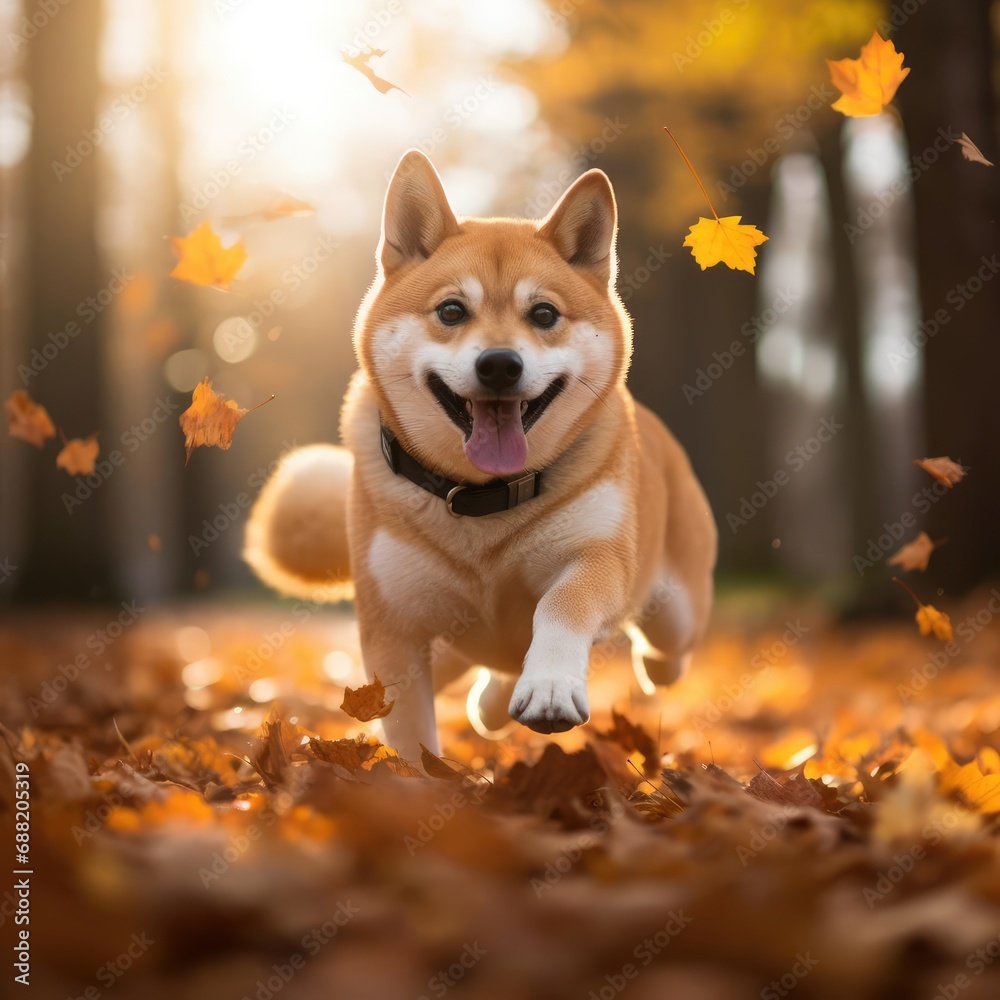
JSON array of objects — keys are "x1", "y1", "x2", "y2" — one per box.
[
  {"x1": 56, "y1": 435, "x2": 99, "y2": 476},
  {"x1": 309, "y1": 735, "x2": 382, "y2": 772},
  {"x1": 956, "y1": 132, "x2": 994, "y2": 167},
  {"x1": 178, "y1": 376, "x2": 272, "y2": 464},
  {"x1": 888, "y1": 532, "x2": 940, "y2": 573},
  {"x1": 5, "y1": 390, "x2": 56, "y2": 448},
  {"x1": 340, "y1": 675, "x2": 395, "y2": 722},
  {"x1": 342, "y1": 48, "x2": 408, "y2": 96},
  {"x1": 683, "y1": 216, "x2": 769, "y2": 274},
  {"x1": 915, "y1": 604, "x2": 953, "y2": 642},
  {"x1": 827, "y1": 32, "x2": 910, "y2": 118},
  {"x1": 914, "y1": 456, "x2": 966, "y2": 488},
  {"x1": 169, "y1": 222, "x2": 247, "y2": 290}
]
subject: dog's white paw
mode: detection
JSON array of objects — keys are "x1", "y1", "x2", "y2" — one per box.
[{"x1": 508, "y1": 673, "x2": 590, "y2": 734}]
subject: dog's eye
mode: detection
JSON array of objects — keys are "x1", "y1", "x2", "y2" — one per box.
[
  {"x1": 528, "y1": 303, "x2": 559, "y2": 329},
  {"x1": 436, "y1": 300, "x2": 467, "y2": 326}
]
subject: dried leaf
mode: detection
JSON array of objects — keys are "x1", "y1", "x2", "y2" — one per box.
[
  {"x1": 683, "y1": 216, "x2": 769, "y2": 274},
  {"x1": 827, "y1": 32, "x2": 910, "y2": 118},
  {"x1": 956, "y1": 132, "x2": 994, "y2": 167},
  {"x1": 178, "y1": 376, "x2": 272, "y2": 464},
  {"x1": 916, "y1": 604, "x2": 954, "y2": 642},
  {"x1": 914, "y1": 456, "x2": 967, "y2": 488},
  {"x1": 340, "y1": 676, "x2": 395, "y2": 722},
  {"x1": 55, "y1": 435, "x2": 99, "y2": 476},
  {"x1": 169, "y1": 221, "x2": 247, "y2": 290},
  {"x1": 597, "y1": 710, "x2": 659, "y2": 777},
  {"x1": 5, "y1": 390, "x2": 56, "y2": 448},
  {"x1": 746, "y1": 767, "x2": 823, "y2": 809},
  {"x1": 888, "y1": 532, "x2": 940, "y2": 573},
  {"x1": 251, "y1": 719, "x2": 307, "y2": 789},
  {"x1": 420, "y1": 744, "x2": 478, "y2": 781},
  {"x1": 309, "y1": 735, "x2": 382, "y2": 772},
  {"x1": 342, "y1": 48, "x2": 408, "y2": 96}
]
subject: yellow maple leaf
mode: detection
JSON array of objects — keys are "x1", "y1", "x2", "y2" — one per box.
[
  {"x1": 169, "y1": 222, "x2": 247, "y2": 290},
  {"x1": 683, "y1": 216, "x2": 769, "y2": 274},
  {"x1": 56, "y1": 435, "x2": 99, "y2": 476},
  {"x1": 827, "y1": 32, "x2": 910, "y2": 118},
  {"x1": 915, "y1": 604, "x2": 953, "y2": 642}
]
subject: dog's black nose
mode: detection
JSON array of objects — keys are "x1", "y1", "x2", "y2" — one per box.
[{"x1": 475, "y1": 349, "x2": 523, "y2": 392}]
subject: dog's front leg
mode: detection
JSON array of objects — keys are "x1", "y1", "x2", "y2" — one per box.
[
  {"x1": 509, "y1": 556, "x2": 625, "y2": 734},
  {"x1": 356, "y1": 614, "x2": 437, "y2": 763}
]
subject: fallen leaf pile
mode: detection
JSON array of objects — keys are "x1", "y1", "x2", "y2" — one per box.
[{"x1": 2, "y1": 591, "x2": 1000, "y2": 1000}]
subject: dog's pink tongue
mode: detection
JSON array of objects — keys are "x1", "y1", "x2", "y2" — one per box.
[{"x1": 464, "y1": 400, "x2": 527, "y2": 476}]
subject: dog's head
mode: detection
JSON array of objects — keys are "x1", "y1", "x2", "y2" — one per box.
[{"x1": 355, "y1": 150, "x2": 632, "y2": 482}]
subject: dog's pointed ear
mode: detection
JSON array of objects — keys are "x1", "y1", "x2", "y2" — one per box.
[
  {"x1": 379, "y1": 150, "x2": 459, "y2": 274},
  {"x1": 537, "y1": 169, "x2": 617, "y2": 285}
]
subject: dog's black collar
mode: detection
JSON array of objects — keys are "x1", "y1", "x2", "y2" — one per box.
[{"x1": 379, "y1": 425, "x2": 542, "y2": 517}]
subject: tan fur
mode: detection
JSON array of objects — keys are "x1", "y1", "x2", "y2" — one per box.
[{"x1": 245, "y1": 151, "x2": 717, "y2": 761}]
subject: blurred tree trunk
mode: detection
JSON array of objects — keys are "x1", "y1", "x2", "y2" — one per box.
[
  {"x1": 19, "y1": 0, "x2": 113, "y2": 602},
  {"x1": 896, "y1": 0, "x2": 1000, "y2": 593}
]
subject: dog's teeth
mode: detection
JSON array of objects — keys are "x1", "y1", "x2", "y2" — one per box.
[
  {"x1": 520, "y1": 401, "x2": 528, "y2": 416},
  {"x1": 465, "y1": 400, "x2": 473, "y2": 416}
]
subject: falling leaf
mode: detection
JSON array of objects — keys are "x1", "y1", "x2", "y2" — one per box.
[
  {"x1": 914, "y1": 456, "x2": 966, "y2": 488},
  {"x1": 827, "y1": 32, "x2": 910, "y2": 118},
  {"x1": 888, "y1": 532, "x2": 941, "y2": 572},
  {"x1": 664, "y1": 128, "x2": 769, "y2": 275},
  {"x1": 342, "y1": 48, "x2": 408, "y2": 96},
  {"x1": 55, "y1": 435, "x2": 99, "y2": 476},
  {"x1": 956, "y1": 132, "x2": 994, "y2": 167},
  {"x1": 5, "y1": 390, "x2": 56, "y2": 448},
  {"x1": 147, "y1": 534, "x2": 161, "y2": 552},
  {"x1": 178, "y1": 376, "x2": 273, "y2": 464},
  {"x1": 683, "y1": 216, "x2": 769, "y2": 274},
  {"x1": 169, "y1": 222, "x2": 247, "y2": 290},
  {"x1": 340, "y1": 676, "x2": 395, "y2": 722},
  {"x1": 894, "y1": 576, "x2": 954, "y2": 641},
  {"x1": 264, "y1": 194, "x2": 317, "y2": 220},
  {"x1": 915, "y1": 604, "x2": 954, "y2": 642},
  {"x1": 309, "y1": 735, "x2": 382, "y2": 772}
]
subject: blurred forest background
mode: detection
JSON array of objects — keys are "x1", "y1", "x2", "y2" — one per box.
[{"x1": 0, "y1": 0, "x2": 996, "y2": 607}]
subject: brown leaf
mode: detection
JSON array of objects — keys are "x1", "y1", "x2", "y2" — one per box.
[
  {"x1": 251, "y1": 719, "x2": 307, "y2": 789},
  {"x1": 956, "y1": 131, "x2": 994, "y2": 167},
  {"x1": 178, "y1": 376, "x2": 273, "y2": 463},
  {"x1": 342, "y1": 47, "x2": 408, "y2": 96},
  {"x1": 56, "y1": 435, "x2": 99, "y2": 476},
  {"x1": 420, "y1": 744, "x2": 479, "y2": 782},
  {"x1": 913, "y1": 456, "x2": 966, "y2": 488},
  {"x1": 488, "y1": 743, "x2": 618, "y2": 827},
  {"x1": 597, "y1": 709, "x2": 660, "y2": 776},
  {"x1": 309, "y1": 735, "x2": 381, "y2": 772},
  {"x1": 5, "y1": 390, "x2": 56, "y2": 448},
  {"x1": 340, "y1": 676, "x2": 395, "y2": 722},
  {"x1": 888, "y1": 532, "x2": 940, "y2": 573},
  {"x1": 746, "y1": 766, "x2": 823, "y2": 809}
]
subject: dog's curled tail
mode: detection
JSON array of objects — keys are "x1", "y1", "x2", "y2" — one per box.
[{"x1": 243, "y1": 445, "x2": 354, "y2": 602}]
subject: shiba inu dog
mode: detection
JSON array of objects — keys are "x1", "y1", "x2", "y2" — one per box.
[{"x1": 245, "y1": 150, "x2": 717, "y2": 762}]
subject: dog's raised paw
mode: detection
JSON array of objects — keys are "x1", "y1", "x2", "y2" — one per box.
[{"x1": 508, "y1": 674, "x2": 590, "y2": 734}]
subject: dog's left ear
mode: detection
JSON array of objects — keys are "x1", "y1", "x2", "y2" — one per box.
[
  {"x1": 379, "y1": 150, "x2": 460, "y2": 274},
  {"x1": 538, "y1": 169, "x2": 617, "y2": 285}
]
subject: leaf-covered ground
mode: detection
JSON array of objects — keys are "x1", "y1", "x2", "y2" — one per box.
[{"x1": 1, "y1": 590, "x2": 999, "y2": 1000}]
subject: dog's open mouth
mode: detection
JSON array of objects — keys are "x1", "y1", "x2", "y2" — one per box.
[{"x1": 427, "y1": 372, "x2": 565, "y2": 477}]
